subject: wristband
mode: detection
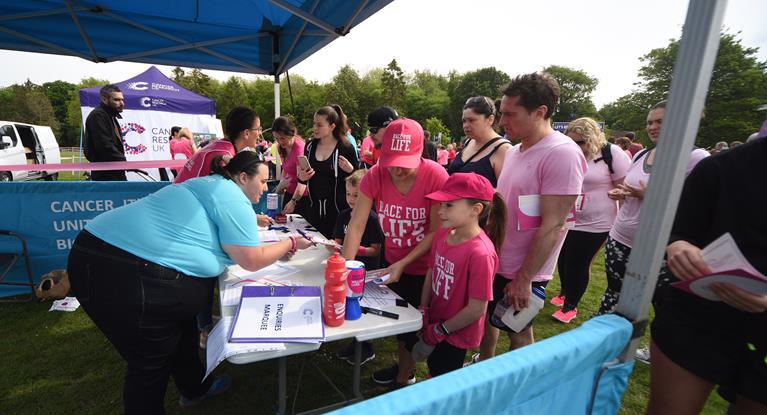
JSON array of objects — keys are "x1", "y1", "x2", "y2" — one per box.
[
  {"x1": 288, "y1": 236, "x2": 297, "y2": 256},
  {"x1": 291, "y1": 197, "x2": 300, "y2": 203},
  {"x1": 357, "y1": 246, "x2": 367, "y2": 257},
  {"x1": 440, "y1": 321, "x2": 451, "y2": 336},
  {"x1": 297, "y1": 178, "x2": 308, "y2": 185}
]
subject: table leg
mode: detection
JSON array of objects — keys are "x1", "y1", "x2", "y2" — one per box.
[
  {"x1": 352, "y1": 340, "x2": 362, "y2": 399},
  {"x1": 278, "y1": 357, "x2": 287, "y2": 415}
]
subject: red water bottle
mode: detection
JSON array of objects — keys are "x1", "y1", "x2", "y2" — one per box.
[{"x1": 323, "y1": 252, "x2": 348, "y2": 327}]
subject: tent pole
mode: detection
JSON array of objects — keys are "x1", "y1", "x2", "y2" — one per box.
[
  {"x1": 274, "y1": 74, "x2": 280, "y2": 118},
  {"x1": 615, "y1": 0, "x2": 727, "y2": 361}
]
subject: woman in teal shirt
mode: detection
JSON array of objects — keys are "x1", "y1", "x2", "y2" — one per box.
[{"x1": 67, "y1": 150, "x2": 312, "y2": 414}]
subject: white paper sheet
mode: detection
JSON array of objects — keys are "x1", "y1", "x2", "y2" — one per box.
[
  {"x1": 221, "y1": 277, "x2": 302, "y2": 307},
  {"x1": 229, "y1": 262, "x2": 300, "y2": 280},
  {"x1": 204, "y1": 317, "x2": 285, "y2": 381},
  {"x1": 701, "y1": 233, "x2": 767, "y2": 279},
  {"x1": 360, "y1": 282, "x2": 401, "y2": 308},
  {"x1": 258, "y1": 230, "x2": 281, "y2": 243},
  {"x1": 229, "y1": 287, "x2": 324, "y2": 343}
]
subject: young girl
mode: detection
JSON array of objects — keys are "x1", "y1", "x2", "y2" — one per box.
[
  {"x1": 415, "y1": 172, "x2": 506, "y2": 377},
  {"x1": 298, "y1": 105, "x2": 359, "y2": 238}
]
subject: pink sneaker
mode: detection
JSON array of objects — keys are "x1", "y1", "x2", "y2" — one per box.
[
  {"x1": 552, "y1": 308, "x2": 577, "y2": 323},
  {"x1": 550, "y1": 295, "x2": 565, "y2": 307}
]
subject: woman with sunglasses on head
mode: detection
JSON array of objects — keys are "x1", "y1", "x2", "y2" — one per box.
[
  {"x1": 448, "y1": 96, "x2": 512, "y2": 186},
  {"x1": 550, "y1": 117, "x2": 631, "y2": 324},
  {"x1": 298, "y1": 105, "x2": 359, "y2": 238}
]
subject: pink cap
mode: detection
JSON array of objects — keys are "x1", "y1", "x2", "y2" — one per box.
[
  {"x1": 426, "y1": 172, "x2": 494, "y2": 202},
  {"x1": 378, "y1": 118, "x2": 424, "y2": 169}
]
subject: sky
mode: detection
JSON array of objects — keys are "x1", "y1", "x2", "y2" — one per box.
[{"x1": 1, "y1": 0, "x2": 765, "y2": 108}]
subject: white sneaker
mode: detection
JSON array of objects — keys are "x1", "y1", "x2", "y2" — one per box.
[
  {"x1": 463, "y1": 353, "x2": 480, "y2": 367},
  {"x1": 635, "y1": 346, "x2": 651, "y2": 364}
]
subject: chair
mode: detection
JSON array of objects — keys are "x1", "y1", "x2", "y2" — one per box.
[{"x1": 0, "y1": 230, "x2": 36, "y2": 302}]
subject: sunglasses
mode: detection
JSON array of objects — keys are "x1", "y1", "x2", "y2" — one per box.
[{"x1": 573, "y1": 140, "x2": 587, "y2": 145}]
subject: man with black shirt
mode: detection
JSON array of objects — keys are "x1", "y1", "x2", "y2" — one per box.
[
  {"x1": 648, "y1": 134, "x2": 767, "y2": 414},
  {"x1": 84, "y1": 84, "x2": 127, "y2": 181}
]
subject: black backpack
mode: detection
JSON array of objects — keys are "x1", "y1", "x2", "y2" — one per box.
[{"x1": 594, "y1": 143, "x2": 614, "y2": 174}]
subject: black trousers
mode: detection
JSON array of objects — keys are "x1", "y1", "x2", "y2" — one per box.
[
  {"x1": 556, "y1": 230, "x2": 608, "y2": 311},
  {"x1": 67, "y1": 231, "x2": 214, "y2": 415},
  {"x1": 427, "y1": 341, "x2": 467, "y2": 378}
]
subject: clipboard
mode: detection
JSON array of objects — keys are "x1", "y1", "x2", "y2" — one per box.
[{"x1": 229, "y1": 285, "x2": 325, "y2": 343}]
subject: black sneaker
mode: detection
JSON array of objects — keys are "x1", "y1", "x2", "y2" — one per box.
[
  {"x1": 335, "y1": 341, "x2": 355, "y2": 361},
  {"x1": 336, "y1": 341, "x2": 376, "y2": 365},
  {"x1": 372, "y1": 365, "x2": 415, "y2": 385}
]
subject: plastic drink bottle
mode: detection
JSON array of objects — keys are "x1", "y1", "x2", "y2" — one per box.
[
  {"x1": 323, "y1": 252, "x2": 347, "y2": 327},
  {"x1": 266, "y1": 193, "x2": 279, "y2": 218},
  {"x1": 492, "y1": 286, "x2": 546, "y2": 332}
]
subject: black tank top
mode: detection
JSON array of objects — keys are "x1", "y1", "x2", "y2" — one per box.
[{"x1": 447, "y1": 137, "x2": 510, "y2": 187}]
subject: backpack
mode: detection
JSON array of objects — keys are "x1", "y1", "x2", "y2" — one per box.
[{"x1": 594, "y1": 143, "x2": 614, "y2": 174}]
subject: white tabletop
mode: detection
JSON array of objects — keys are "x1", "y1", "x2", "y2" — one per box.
[{"x1": 219, "y1": 215, "x2": 422, "y2": 365}]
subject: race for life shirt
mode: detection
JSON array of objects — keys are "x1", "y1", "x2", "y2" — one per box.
[
  {"x1": 496, "y1": 131, "x2": 587, "y2": 282},
  {"x1": 609, "y1": 147, "x2": 709, "y2": 248},
  {"x1": 86, "y1": 175, "x2": 260, "y2": 277},
  {"x1": 575, "y1": 144, "x2": 631, "y2": 233},
  {"x1": 359, "y1": 158, "x2": 449, "y2": 275},
  {"x1": 174, "y1": 139, "x2": 235, "y2": 183},
  {"x1": 360, "y1": 135, "x2": 377, "y2": 165},
  {"x1": 169, "y1": 137, "x2": 194, "y2": 160},
  {"x1": 427, "y1": 228, "x2": 497, "y2": 349}
]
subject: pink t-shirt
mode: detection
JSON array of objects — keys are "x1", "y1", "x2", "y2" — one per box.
[
  {"x1": 609, "y1": 148, "x2": 709, "y2": 248},
  {"x1": 174, "y1": 140, "x2": 234, "y2": 183},
  {"x1": 437, "y1": 149, "x2": 449, "y2": 165},
  {"x1": 427, "y1": 228, "x2": 497, "y2": 349},
  {"x1": 359, "y1": 158, "x2": 449, "y2": 275},
  {"x1": 576, "y1": 144, "x2": 631, "y2": 233},
  {"x1": 496, "y1": 131, "x2": 587, "y2": 282},
  {"x1": 281, "y1": 137, "x2": 308, "y2": 196},
  {"x1": 170, "y1": 137, "x2": 194, "y2": 160},
  {"x1": 361, "y1": 135, "x2": 377, "y2": 165}
]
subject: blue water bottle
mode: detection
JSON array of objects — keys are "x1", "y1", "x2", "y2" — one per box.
[{"x1": 266, "y1": 193, "x2": 279, "y2": 219}]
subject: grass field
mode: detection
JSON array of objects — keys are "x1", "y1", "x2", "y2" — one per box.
[
  {"x1": 57, "y1": 150, "x2": 87, "y2": 181},
  {"x1": 0, "y1": 247, "x2": 730, "y2": 414}
]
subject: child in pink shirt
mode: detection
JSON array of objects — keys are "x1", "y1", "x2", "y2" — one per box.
[{"x1": 413, "y1": 173, "x2": 503, "y2": 377}]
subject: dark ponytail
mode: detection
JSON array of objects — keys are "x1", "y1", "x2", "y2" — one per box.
[
  {"x1": 224, "y1": 106, "x2": 259, "y2": 142},
  {"x1": 210, "y1": 150, "x2": 265, "y2": 181},
  {"x1": 476, "y1": 192, "x2": 508, "y2": 254},
  {"x1": 316, "y1": 105, "x2": 351, "y2": 147}
]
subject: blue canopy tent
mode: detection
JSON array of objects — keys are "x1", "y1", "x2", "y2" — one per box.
[{"x1": 0, "y1": 0, "x2": 393, "y2": 116}]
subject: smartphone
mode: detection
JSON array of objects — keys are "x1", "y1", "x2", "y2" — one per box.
[{"x1": 298, "y1": 155, "x2": 311, "y2": 170}]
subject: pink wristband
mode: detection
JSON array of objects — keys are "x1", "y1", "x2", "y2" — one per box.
[
  {"x1": 288, "y1": 236, "x2": 297, "y2": 255},
  {"x1": 357, "y1": 246, "x2": 367, "y2": 257}
]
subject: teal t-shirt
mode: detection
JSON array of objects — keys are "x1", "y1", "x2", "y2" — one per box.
[{"x1": 85, "y1": 175, "x2": 260, "y2": 277}]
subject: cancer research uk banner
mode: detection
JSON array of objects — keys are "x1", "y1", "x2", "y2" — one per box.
[
  {"x1": 0, "y1": 181, "x2": 168, "y2": 297},
  {"x1": 80, "y1": 107, "x2": 218, "y2": 180}
]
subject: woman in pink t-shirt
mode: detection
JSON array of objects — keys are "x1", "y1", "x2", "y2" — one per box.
[
  {"x1": 413, "y1": 173, "x2": 503, "y2": 377},
  {"x1": 596, "y1": 101, "x2": 709, "y2": 329},
  {"x1": 169, "y1": 127, "x2": 198, "y2": 161},
  {"x1": 551, "y1": 118, "x2": 631, "y2": 324},
  {"x1": 342, "y1": 118, "x2": 449, "y2": 387},
  {"x1": 270, "y1": 117, "x2": 309, "y2": 217}
]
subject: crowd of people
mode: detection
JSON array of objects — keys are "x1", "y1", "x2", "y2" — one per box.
[{"x1": 73, "y1": 74, "x2": 766, "y2": 414}]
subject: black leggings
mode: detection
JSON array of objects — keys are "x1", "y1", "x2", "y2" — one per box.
[
  {"x1": 556, "y1": 230, "x2": 608, "y2": 312},
  {"x1": 427, "y1": 342, "x2": 467, "y2": 378}
]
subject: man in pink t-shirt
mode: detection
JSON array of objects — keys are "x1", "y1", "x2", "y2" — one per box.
[{"x1": 478, "y1": 73, "x2": 587, "y2": 360}]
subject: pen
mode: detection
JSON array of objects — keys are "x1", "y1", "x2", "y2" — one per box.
[
  {"x1": 296, "y1": 229, "x2": 316, "y2": 246},
  {"x1": 361, "y1": 306, "x2": 399, "y2": 320}
]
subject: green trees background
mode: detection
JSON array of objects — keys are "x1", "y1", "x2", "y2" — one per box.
[{"x1": 1, "y1": 33, "x2": 764, "y2": 148}]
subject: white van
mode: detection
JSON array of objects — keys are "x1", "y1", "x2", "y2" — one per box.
[{"x1": 0, "y1": 121, "x2": 61, "y2": 181}]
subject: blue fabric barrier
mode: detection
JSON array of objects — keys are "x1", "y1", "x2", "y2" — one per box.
[
  {"x1": 0, "y1": 180, "x2": 276, "y2": 297},
  {"x1": 329, "y1": 314, "x2": 634, "y2": 415}
]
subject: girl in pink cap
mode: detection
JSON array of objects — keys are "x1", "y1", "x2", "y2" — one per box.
[
  {"x1": 413, "y1": 172, "x2": 505, "y2": 377},
  {"x1": 342, "y1": 118, "x2": 449, "y2": 388}
]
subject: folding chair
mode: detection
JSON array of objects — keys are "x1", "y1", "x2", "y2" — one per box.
[{"x1": 0, "y1": 230, "x2": 36, "y2": 302}]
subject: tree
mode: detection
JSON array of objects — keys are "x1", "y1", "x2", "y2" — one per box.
[
  {"x1": 42, "y1": 81, "x2": 77, "y2": 146},
  {"x1": 423, "y1": 117, "x2": 451, "y2": 143},
  {"x1": 216, "y1": 77, "x2": 249, "y2": 123},
  {"x1": 404, "y1": 71, "x2": 450, "y2": 126},
  {"x1": 602, "y1": 32, "x2": 767, "y2": 147},
  {"x1": 446, "y1": 67, "x2": 510, "y2": 137},
  {"x1": 326, "y1": 65, "x2": 363, "y2": 133},
  {"x1": 0, "y1": 80, "x2": 60, "y2": 137},
  {"x1": 543, "y1": 65, "x2": 598, "y2": 122},
  {"x1": 172, "y1": 67, "x2": 217, "y2": 99},
  {"x1": 381, "y1": 59, "x2": 406, "y2": 112}
]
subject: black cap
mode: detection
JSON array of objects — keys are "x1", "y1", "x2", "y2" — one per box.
[{"x1": 367, "y1": 106, "x2": 399, "y2": 128}]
